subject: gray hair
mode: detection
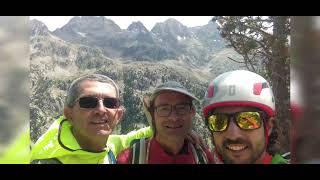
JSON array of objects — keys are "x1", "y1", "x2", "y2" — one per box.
[{"x1": 65, "y1": 74, "x2": 120, "y2": 107}]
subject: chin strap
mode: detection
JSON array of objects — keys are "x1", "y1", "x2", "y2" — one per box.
[
  {"x1": 264, "y1": 120, "x2": 269, "y2": 151},
  {"x1": 261, "y1": 119, "x2": 272, "y2": 164}
]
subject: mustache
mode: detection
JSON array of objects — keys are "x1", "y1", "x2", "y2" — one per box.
[{"x1": 223, "y1": 138, "x2": 250, "y2": 147}]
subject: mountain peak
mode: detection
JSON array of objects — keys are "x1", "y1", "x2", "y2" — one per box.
[
  {"x1": 29, "y1": 19, "x2": 50, "y2": 37},
  {"x1": 55, "y1": 16, "x2": 122, "y2": 34},
  {"x1": 127, "y1": 21, "x2": 148, "y2": 33},
  {"x1": 69, "y1": 16, "x2": 108, "y2": 24},
  {"x1": 151, "y1": 18, "x2": 190, "y2": 38},
  {"x1": 164, "y1": 18, "x2": 183, "y2": 25}
]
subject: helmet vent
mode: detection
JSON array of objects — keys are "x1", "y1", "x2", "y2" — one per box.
[
  {"x1": 207, "y1": 85, "x2": 214, "y2": 98},
  {"x1": 253, "y1": 82, "x2": 268, "y2": 95}
]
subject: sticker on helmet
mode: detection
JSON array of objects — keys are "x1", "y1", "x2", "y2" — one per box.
[{"x1": 218, "y1": 85, "x2": 236, "y2": 97}]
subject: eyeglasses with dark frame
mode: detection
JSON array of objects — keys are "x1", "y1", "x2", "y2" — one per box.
[
  {"x1": 154, "y1": 103, "x2": 192, "y2": 117},
  {"x1": 76, "y1": 96, "x2": 120, "y2": 109}
]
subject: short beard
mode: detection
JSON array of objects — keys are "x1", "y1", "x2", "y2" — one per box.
[{"x1": 218, "y1": 138, "x2": 266, "y2": 164}]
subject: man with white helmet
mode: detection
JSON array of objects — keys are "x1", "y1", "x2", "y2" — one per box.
[
  {"x1": 117, "y1": 81, "x2": 213, "y2": 164},
  {"x1": 202, "y1": 70, "x2": 288, "y2": 164}
]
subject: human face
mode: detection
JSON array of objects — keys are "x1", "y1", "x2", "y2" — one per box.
[
  {"x1": 211, "y1": 106, "x2": 272, "y2": 164},
  {"x1": 153, "y1": 91, "x2": 195, "y2": 142},
  {"x1": 64, "y1": 80, "x2": 123, "y2": 141}
]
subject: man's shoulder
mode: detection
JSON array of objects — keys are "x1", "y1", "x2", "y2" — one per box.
[
  {"x1": 272, "y1": 153, "x2": 290, "y2": 164},
  {"x1": 117, "y1": 148, "x2": 133, "y2": 164},
  {"x1": 188, "y1": 142, "x2": 214, "y2": 164},
  {"x1": 33, "y1": 116, "x2": 66, "y2": 144},
  {"x1": 201, "y1": 146, "x2": 214, "y2": 164},
  {"x1": 31, "y1": 116, "x2": 70, "y2": 162},
  {"x1": 117, "y1": 138, "x2": 149, "y2": 164}
]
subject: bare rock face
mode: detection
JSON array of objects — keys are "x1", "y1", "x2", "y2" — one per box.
[{"x1": 50, "y1": 16, "x2": 230, "y2": 66}]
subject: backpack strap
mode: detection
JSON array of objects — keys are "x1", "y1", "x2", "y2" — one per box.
[
  {"x1": 108, "y1": 150, "x2": 116, "y2": 164},
  {"x1": 103, "y1": 149, "x2": 116, "y2": 164},
  {"x1": 131, "y1": 138, "x2": 147, "y2": 164},
  {"x1": 190, "y1": 143, "x2": 209, "y2": 164}
]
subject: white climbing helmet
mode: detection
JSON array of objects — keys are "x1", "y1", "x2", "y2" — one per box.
[{"x1": 203, "y1": 70, "x2": 275, "y2": 118}]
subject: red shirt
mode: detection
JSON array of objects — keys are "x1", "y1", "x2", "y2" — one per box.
[{"x1": 117, "y1": 138, "x2": 214, "y2": 164}]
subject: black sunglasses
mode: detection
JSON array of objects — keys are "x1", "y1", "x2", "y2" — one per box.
[{"x1": 78, "y1": 96, "x2": 120, "y2": 109}]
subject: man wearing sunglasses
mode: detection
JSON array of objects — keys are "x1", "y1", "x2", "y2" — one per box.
[
  {"x1": 31, "y1": 74, "x2": 152, "y2": 164},
  {"x1": 117, "y1": 81, "x2": 213, "y2": 164},
  {"x1": 203, "y1": 70, "x2": 289, "y2": 164}
]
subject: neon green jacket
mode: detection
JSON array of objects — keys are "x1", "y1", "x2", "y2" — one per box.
[{"x1": 31, "y1": 115, "x2": 153, "y2": 164}]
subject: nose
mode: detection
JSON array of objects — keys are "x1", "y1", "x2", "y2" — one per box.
[
  {"x1": 225, "y1": 118, "x2": 243, "y2": 139},
  {"x1": 167, "y1": 108, "x2": 179, "y2": 122},
  {"x1": 95, "y1": 99, "x2": 107, "y2": 115}
]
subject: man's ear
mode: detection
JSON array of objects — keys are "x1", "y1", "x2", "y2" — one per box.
[
  {"x1": 266, "y1": 117, "x2": 275, "y2": 136},
  {"x1": 143, "y1": 96, "x2": 151, "y2": 109},
  {"x1": 64, "y1": 107, "x2": 73, "y2": 124},
  {"x1": 117, "y1": 107, "x2": 124, "y2": 121},
  {"x1": 143, "y1": 96, "x2": 153, "y2": 122},
  {"x1": 190, "y1": 105, "x2": 196, "y2": 117},
  {"x1": 113, "y1": 106, "x2": 125, "y2": 125}
]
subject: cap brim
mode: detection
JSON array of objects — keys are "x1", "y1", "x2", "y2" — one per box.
[{"x1": 152, "y1": 87, "x2": 200, "y2": 102}]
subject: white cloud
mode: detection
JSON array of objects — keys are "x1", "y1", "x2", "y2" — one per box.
[{"x1": 30, "y1": 16, "x2": 213, "y2": 31}]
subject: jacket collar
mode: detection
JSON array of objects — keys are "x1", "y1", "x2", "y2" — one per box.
[{"x1": 31, "y1": 115, "x2": 111, "y2": 163}]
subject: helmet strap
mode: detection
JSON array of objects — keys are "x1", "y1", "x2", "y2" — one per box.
[{"x1": 264, "y1": 119, "x2": 269, "y2": 152}]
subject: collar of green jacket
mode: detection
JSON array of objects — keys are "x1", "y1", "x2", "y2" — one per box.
[
  {"x1": 31, "y1": 116, "x2": 111, "y2": 164},
  {"x1": 31, "y1": 115, "x2": 153, "y2": 164}
]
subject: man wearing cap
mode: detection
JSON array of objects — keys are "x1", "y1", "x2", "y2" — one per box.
[{"x1": 117, "y1": 81, "x2": 213, "y2": 164}]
